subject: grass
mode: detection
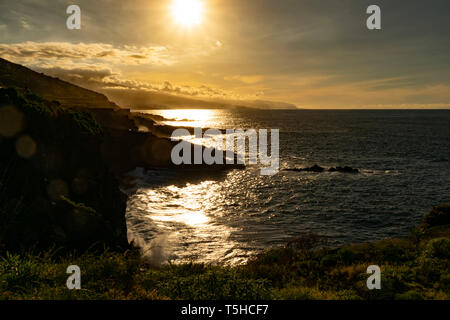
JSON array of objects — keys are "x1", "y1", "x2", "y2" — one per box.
[
  {"x1": 0, "y1": 223, "x2": 448, "y2": 300},
  {"x1": 1, "y1": 88, "x2": 449, "y2": 300}
]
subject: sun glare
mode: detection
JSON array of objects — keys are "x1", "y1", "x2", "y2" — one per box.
[
  {"x1": 154, "y1": 109, "x2": 214, "y2": 128},
  {"x1": 171, "y1": 0, "x2": 204, "y2": 27}
]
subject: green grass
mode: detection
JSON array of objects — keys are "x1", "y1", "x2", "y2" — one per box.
[
  {"x1": 1, "y1": 90, "x2": 449, "y2": 300},
  {"x1": 1, "y1": 224, "x2": 448, "y2": 300}
]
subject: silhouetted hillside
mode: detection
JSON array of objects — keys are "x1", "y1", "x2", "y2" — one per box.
[
  {"x1": 104, "y1": 88, "x2": 298, "y2": 110},
  {"x1": 0, "y1": 58, "x2": 118, "y2": 109},
  {"x1": 0, "y1": 87, "x2": 127, "y2": 251}
]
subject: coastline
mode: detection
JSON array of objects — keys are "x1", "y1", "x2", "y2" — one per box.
[
  {"x1": 0, "y1": 86, "x2": 240, "y2": 254},
  {"x1": 0, "y1": 87, "x2": 449, "y2": 300},
  {"x1": 1, "y1": 205, "x2": 448, "y2": 300},
  {"x1": 0, "y1": 61, "x2": 448, "y2": 299}
]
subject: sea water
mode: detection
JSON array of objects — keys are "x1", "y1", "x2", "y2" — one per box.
[{"x1": 125, "y1": 109, "x2": 450, "y2": 265}]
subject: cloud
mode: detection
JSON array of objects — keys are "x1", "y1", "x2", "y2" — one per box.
[
  {"x1": 33, "y1": 65, "x2": 118, "y2": 87},
  {"x1": 224, "y1": 75, "x2": 264, "y2": 84},
  {"x1": 30, "y1": 64, "x2": 249, "y2": 101},
  {"x1": 0, "y1": 41, "x2": 238, "y2": 98},
  {"x1": 0, "y1": 41, "x2": 173, "y2": 66},
  {"x1": 1, "y1": 1, "x2": 449, "y2": 108}
]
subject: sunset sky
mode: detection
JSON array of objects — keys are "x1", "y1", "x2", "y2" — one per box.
[{"x1": 0, "y1": 0, "x2": 449, "y2": 108}]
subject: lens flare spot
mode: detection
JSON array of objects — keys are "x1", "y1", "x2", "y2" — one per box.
[
  {"x1": 15, "y1": 135, "x2": 37, "y2": 159},
  {"x1": 0, "y1": 106, "x2": 24, "y2": 137}
]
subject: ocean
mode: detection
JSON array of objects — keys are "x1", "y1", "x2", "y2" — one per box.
[{"x1": 125, "y1": 109, "x2": 450, "y2": 265}]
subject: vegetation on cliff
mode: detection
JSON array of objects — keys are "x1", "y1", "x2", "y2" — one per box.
[
  {"x1": 1, "y1": 205, "x2": 448, "y2": 300},
  {"x1": 0, "y1": 86, "x2": 240, "y2": 254},
  {"x1": 0, "y1": 87, "x2": 128, "y2": 252}
]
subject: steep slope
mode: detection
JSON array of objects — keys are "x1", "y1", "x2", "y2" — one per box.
[
  {"x1": 0, "y1": 58, "x2": 118, "y2": 109},
  {"x1": 0, "y1": 87, "x2": 128, "y2": 251}
]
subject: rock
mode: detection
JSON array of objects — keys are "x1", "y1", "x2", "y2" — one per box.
[
  {"x1": 307, "y1": 164, "x2": 325, "y2": 172},
  {"x1": 284, "y1": 164, "x2": 325, "y2": 172},
  {"x1": 284, "y1": 164, "x2": 359, "y2": 174},
  {"x1": 328, "y1": 166, "x2": 359, "y2": 174},
  {"x1": 0, "y1": 87, "x2": 240, "y2": 253}
]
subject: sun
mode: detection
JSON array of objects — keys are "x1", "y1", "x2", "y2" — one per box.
[{"x1": 171, "y1": 0, "x2": 204, "y2": 27}]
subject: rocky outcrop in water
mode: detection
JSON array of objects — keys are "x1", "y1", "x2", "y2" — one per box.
[
  {"x1": 328, "y1": 166, "x2": 359, "y2": 174},
  {"x1": 284, "y1": 164, "x2": 359, "y2": 174},
  {"x1": 284, "y1": 164, "x2": 325, "y2": 172}
]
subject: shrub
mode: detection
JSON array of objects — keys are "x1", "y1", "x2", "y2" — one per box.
[
  {"x1": 422, "y1": 205, "x2": 450, "y2": 229},
  {"x1": 154, "y1": 269, "x2": 271, "y2": 300},
  {"x1": 424, "y1": 238, "x2": 450, "y2": 259},
  {"x1": 0, "y1": 252, "x2": 40, "y2": 291},
  {"x1": 439, "y1": 274, "x2": 450, "y2": 293},
  {"x1": 67, "y1": 109, "x2": 103, "y2": 136},
  {"x1": 320, "y1": 254, "x2": 339, "y2": 268},
  {"x1": 273, "y1": 286, "x2": 325, "y2": 300},
  {"x1": 338, "y1": 248, "x2": 356, "y2": 265},
  {"x1": 373, "y1": 240, "x2": 412, "y2": 263},
  {"x1": 395, "y1": 290, "x2": 424, "y2": 300}
]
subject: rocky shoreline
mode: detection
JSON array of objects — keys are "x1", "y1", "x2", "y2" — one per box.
[{"x1": 0, "y1": 87, "x2": 240, "y2": 254}]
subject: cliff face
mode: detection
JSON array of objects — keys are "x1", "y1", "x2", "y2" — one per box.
[
  {"x1": 0, "y1": 58, "x2": 243, "y2": 253},
  {"x1": 0, "y1": 88, "x2": 128, "y2": 252},
  {"x1": 0, "y1": 58, "x2": 118, "y2": 109}
]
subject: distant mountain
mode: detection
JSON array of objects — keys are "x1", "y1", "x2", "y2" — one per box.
[
  {"x1": 103, "y1": 88, "x2": 298, "y2": 110},
  {"x1": 0, "y1": 57, "x2": 297, "y2": 110},
  {"x1": 0, "y1": 57, "x2": 118, "y2": 109},
  {"x1": 102, "y1": 88, "x2": 230, "y2": 110}
]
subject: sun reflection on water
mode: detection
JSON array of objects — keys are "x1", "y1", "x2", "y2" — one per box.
[
  {"x1": 126, "y1": 178, "x2": 249, "y2": 265},
  {"x1": 149, "y1": 211, "x2": 210, "y2": 227},
  {"x1": 125, "y1": 109, "x2": 270, "y2": 265},
  {"x1": 148, "y1": 183, "x2": 211, "y2": 227},
  {"x1": 150, "y1": 109, "x2": 216, "y2": 128}
]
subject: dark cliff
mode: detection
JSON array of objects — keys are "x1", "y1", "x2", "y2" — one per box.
[
  {"x1": 0, "y1": 58, "x2": 242, "y2": 253},
  {"x1": 0, "y1": 88, "x2": 128, "y2": 252}
]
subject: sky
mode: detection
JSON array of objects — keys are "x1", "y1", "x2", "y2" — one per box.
[{"x1": 0, "y1": 0, "x2": 449, "y2": 108}]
